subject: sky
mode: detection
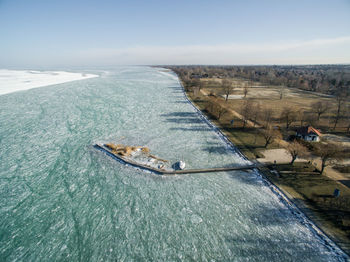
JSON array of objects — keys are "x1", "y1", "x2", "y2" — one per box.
[{"x1": 0, "y1": 0, "x2": 350, "y2": 67}]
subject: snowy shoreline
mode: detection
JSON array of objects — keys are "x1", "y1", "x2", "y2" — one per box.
[
  {"x1": 166, "y1": 69, "x2": 349, "y2": 260},
  {"x1": 0, "y1": 69, "x2": 99, "y2": 95}
]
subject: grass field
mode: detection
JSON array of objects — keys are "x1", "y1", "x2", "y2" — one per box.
[{"x1": 200, "y1": 77, "x2": 350, "y2": 134}]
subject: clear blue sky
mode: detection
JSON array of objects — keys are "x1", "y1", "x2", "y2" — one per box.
[{"x1": 1, "y1": 0, "x2": 350, "y2": 67}]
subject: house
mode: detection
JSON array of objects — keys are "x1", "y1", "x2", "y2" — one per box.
[
  {"x1": 296, "y1": 126, "x2": 321, "y2": 142},
  {"x1": 190, "y1": 73, "x2": 201, "y2": 79},
  {"x1": 190, "y1": 73, "x2": 208, "y2": 79}
]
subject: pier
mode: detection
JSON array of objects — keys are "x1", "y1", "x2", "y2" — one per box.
[{"x1": 94, "y1": 144, "x2": 261, "y2": 175}]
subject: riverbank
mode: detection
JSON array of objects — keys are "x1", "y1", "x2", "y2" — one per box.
[{"x1": 170, "y1": 70, "x2": 350, "y2": 258}]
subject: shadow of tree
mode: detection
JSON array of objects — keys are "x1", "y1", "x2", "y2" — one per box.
[
  {"x1": 222, "y1": 202, "x2": 339, "y2": 260},
  {"x1": 224, "y1": 233, "x2": 322, "y2": 261},
  {"x1": 339, "y1": 180, "x2": 350, "y2": 189},
  {"x1": 164, "y1": 117, "x2": 203, "y2": 124},
  {"x1": 161, "y1": 111, "x2": 205, "y2": 125},
  {"x1": 171, "y1": 101, "x2": 188, "y2": 104},
  {"x1": 161, "y1": 112, "x2": 198, "y2": 118},
  {"x1": 202, "y1": 146, "x2": 231, "y2": 155},
  {"x1": 169, "y1": 127, "x2": 211, "y2": 132},
  {"x1": 245, "y1": 204, "x2": 299, "y2": 227}
]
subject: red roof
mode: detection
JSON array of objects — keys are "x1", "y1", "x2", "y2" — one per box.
[{"x1": 296, "y1": 126, "x2": 322, "y2": 136}]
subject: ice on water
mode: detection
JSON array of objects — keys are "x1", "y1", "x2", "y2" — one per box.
[
  {"x1": 0, "y1": 69, "x2": 98, "y2": 95},
  {"x1": 0, "y1": 67, "x2": 347, "y2": 261}
]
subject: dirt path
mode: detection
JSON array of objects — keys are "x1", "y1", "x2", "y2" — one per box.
[
  {"x1": 257, "y1": 148, "x2": 306, "y2": 164},
  {"x1": 258, "y1": 149, "x2": 350, "y2": 187},
  {"x1": 311, "y1": 159, "x2": 350, "y2": 182},
  {"x1": 200, "y1": 89, "x2": 261, "y2": 128}
]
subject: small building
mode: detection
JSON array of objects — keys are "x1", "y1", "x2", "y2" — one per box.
[
  {"x1": 296, "y1": 126, "x2": 321, "y2": 142},
  {"x1": 190, "y1": 73, "x2": 201, "y2": 79}
]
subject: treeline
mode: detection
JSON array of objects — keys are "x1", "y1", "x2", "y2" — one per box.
[
  {"x1": 202, "y1": 79, "x2": 349, "y2": 132},
  {"x1": 166, "y1": 65, "x2": 350, "y2": 132},
  {"x1": 167, "y1": 65, "x2": 350, "y2": 96}
]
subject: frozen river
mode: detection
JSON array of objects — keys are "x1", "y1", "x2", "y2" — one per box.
[{"x1": 0, "y1": 67, "x2": 347, "y2": 261}]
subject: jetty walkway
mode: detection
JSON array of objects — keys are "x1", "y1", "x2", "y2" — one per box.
[{"x1": 94, "y1": 144, "x2": 262, "y2": 175}]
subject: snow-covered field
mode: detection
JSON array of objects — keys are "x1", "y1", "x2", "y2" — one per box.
[{"x1": 0, "y1": 69, "x2": 98, "y2": 95}]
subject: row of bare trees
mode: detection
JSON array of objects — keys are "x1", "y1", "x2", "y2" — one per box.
[
  {"x1": 285, "y1": 141, "x2": 344, "y2": 174},
  {"x1": 279, "y1": 99, "x2": 350, "y2": 131},
  {"x1": 205, "y1": 101, "x2": 228, "y2": 120},
  {"x1": 238, "y1": 100, "x2": 349, "y2": 131},
  {"x1": 189, "y1": 78, "x2": 349, "y2": 133},
  {"x1": 170, "y1": 65, "x2": 350, "y2": 101},
  {"x1": 215, "y1": 79, "x2": 349, "y2": 131},
  {"x1": 169, "y1": 64, "x2": 350, "y2": 97},
  {"x1": 221, "y1": 79, "x2": 251, "y2": 101}
]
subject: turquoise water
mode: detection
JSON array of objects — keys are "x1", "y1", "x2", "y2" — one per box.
[{"x1": 0, "y1": 67, "x2": 347, "y2": 261}]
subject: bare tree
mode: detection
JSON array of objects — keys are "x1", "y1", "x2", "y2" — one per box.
[
  {"x1": 206, "y1": 101, "x2": 227, "y2": 120},
  {"x1": 193, "y1": 86, "x2": 200, "y2": 97},
  {"x1": 278, "y1": 86, "x2": 285, "y2": 100},
  {"x1": 298, "y1": 109, "x2": 306, "y2": 127},
  {"x1": 304, "y1": 113, "x2": 317, "y2": 127},
  {"x1": 314, "y1": 142, "x2": 343, "y2": 174},
  {"x1": 346, "y1": 104, "x2": 350, "y2": 133},
  {"x1": 280, "y1": 107, "x2": 297, "y2": 129},
  {"x1": 182, "y1": 75, "x2": 190, "y2": 84},
  {"x1": 198, "y1": 79, "x2": 203, "y2": 91},
  {"x1": 313, "y1": 101, "x2": 330, "y2": 121},
  {"x1": 222, "y1": 79, "x2": 234, "y2": 102},
  {"x1": 243, "y1": 82, "x2": 249, "y2": 98},
  {"x1": 333, "y1": 93, "x2": 344, "y2": 130},
  {"x1": 191, "y1": 78, "x2": 201, "y2": 89},
  {"x1": 240, "y1": 100, "x2": 252, "y2": 128},
  {"x1": 216, "y1": 106, "x2": 228, "y2": 120},
  {"x1": 182, "y1": 76, "x2": 192, "y2": 92},
  {"x1": 286, "y1": 141, "x2": 309, "y2": 165},
  {"x1": 205, "y1": 100, "x2": 216, "y2": 116},
  {"x1": 251, "y1": 102, "x2": 261, "y2": 127},
  {"x1": 333, "y1": 86, "x2": 350, "y2": 130},
  {"x1": 261, "y1": 125, "x2": 282, "y2": 148},
  {"x1": 262, "y1": 108, "x2": 273, "y2": 127}
]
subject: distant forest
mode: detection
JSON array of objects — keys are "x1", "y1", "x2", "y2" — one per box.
[{"x1": 169, "y1": 65, "x2": 350, "y2": 96}]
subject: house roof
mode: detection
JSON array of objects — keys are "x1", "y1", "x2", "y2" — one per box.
[{"x1": 296, "y1": 126, "x2": 322, "y2": 136}]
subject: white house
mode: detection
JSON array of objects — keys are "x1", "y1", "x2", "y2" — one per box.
[{"x1": 296, "y1": 126, "x2": 321, "y2": 142}]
